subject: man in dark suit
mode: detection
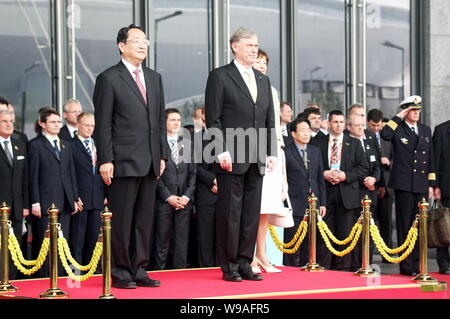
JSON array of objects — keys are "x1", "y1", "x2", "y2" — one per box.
[
  {"x1": 367, "y1": 109, "x2": 395, "y2": 260},
  {"x1": 310, "y1": 110, "x2": 368, "y2": 271},
  {"x1": 194, "y1": 107, "x2": 218, "y2": 267},
  {"x1": 93, "y1": 24, "x2": 168, "y2": 289},
  {"x1": 284, "y1": 117, "x2": 326, "y2": 267},
  {"x1": 381, "y1": 95, "x2": 437, "y2": 276},
  {"x1": 59, "y1": 99, "x2": 82, "y2": 142},
  {"x1": 281, "y1": 101, "x2": 294, "y2": 147},
  {"x1": 28, "y1": 108, "x2": 80, "y2": 277},
  {"x1": 432, "y1": 119, "x2": 450, "y2": 275},
  {"x1": 205, "y1": 27, "x2": 277, "y2": 282},
  {"x1": 302, "y1": 107, "x2": 326, "y2": 139},
  {"x1": 152, "y1": 109, "x2": 196, "y2": 270},
  {"x1": 70, "y1": 112, "x2": 105, "y2": 268},
  {"x1": 346, "y1": 104, "x2": 380, "y2": 156},
  {"x1": 347, "y1": 115, "x2": 381, "y2": 206},
  {"x1": 0, "y1": 109, "x2": 29, "y2": 279}
]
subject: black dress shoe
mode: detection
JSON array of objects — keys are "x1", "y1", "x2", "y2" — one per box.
[
  {"x1": 135, "y1": 277, "x2": 161, "y2": 287},
  {"x1": 112, "y1": 280, "x2": 137, "y2": 289},
  {"x1": 439, "y1": 268, "x2": 450, "y2": 275},
  {"x1": 240, "y1": 270, "x2": 263, "y2": 281},
  {"x1": 400, "y1": 271, "x2": 418, "y2": 276},
  {"x1": 222, "y1": 272, "x2": 242, "y2": 282}
]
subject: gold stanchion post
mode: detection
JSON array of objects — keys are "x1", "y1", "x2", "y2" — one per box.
[
  {"x1": 355, "y1": 195, "x2": 378, "y2": 277},
  {"x1": 301, "y1": 193, "x2": 324, "y2": 272},
  {"x1": 412, "y1": 198, "x2": 438, "y2": 283},
  {"x1": 40, "y1": 204, "x2": 68, "y2": 298},
  {"x1": 0, "y1": 202, "x2": 18, "y2": 292},
  {"x1": 99, "y1": 206, "x2": 115, "y2": 299}
]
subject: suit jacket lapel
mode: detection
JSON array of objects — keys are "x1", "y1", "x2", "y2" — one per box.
[
  {"x1": 225, "y1": 62, "x2": 254, "y2": 104},
  {"x1": 340, "y1": 135, "x2": 351, "y2": 170},
  {"x1": 0, "y1": 143, "x2": 12, "y2": 167},
  {"x1": 43, "y1": 137, "x2": 60, "y2": 162},
  {"x1": 74, "y1": 137, "x2": 91, "y2": 159},
  {"x1": 144, "y1": 68, "x2": 155, "y2": 110},
  {"x1": 117, "y1": 61, "x2": 148, "y2": 108},
  {"x1": 254, "y1": 71, "x2": 265, "y2": 104}
]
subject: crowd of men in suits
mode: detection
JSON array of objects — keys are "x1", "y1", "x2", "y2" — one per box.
[
  {"x1": 1, "y1": 93, "x2": 449, "y2": 282},
  {"x1": 1, "y1": 25, "x2": 449, "y2": 288}
]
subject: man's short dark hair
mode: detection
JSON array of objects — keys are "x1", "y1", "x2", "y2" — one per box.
[
  {"x1": 165, "y1": 108, "x2": 180, "y2": 119},
  {"x1": 0, "y1": 96, "x2": 9, "y2": 106},
  {"x1": 367, "y1": 108, "x2": 384, "y2": 123},
  {"x1": 39, "y1": 108, "x2": 60, "y2": 123},
  {"x1": 289, "y1": 117, "x2": 310, "y2": 133},
  {"x1": 280, "y1": 101, "x2": 291, "y2": 111},
  {"x1": 328, "y1": 109, "x2": 344, "y2": 121},
  {"x1": 302, "y1": 107, "x2": 321, "y2": 120},
  {"x1": 116, "y1": 24, "x2": 145, "y2": 54}
]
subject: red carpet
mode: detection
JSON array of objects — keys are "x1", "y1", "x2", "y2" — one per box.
[{"x1": 1, "y1": 267, "x2": 447, "y2": 299}]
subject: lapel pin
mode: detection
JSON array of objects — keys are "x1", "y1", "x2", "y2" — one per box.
[
  {"x1": 14, "y1": 145, "x2": 19, "y2": 150},
  {"x1": 401, "y1": 138, "x2": 409, "y2": 144},
  {"x1": 345, "y1": 142, "x2": 350, "y2": 146}
]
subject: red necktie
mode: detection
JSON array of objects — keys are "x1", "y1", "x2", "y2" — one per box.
[
  {"x1": 331, "y1": 138, "x2": 338, "y2": 164},
  {"x1": 133, "y1": 69, "x2": 147, "y2": 104}
]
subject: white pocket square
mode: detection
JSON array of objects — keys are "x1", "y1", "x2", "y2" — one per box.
[{"x1": 17, "y1": 156, "x2": 25, "y2": 160}]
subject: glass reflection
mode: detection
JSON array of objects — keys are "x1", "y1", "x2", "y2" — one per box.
[
  {"x1": 71, "y1": 0, "x2": 133, "y2": 112},
  {"x1": 297, "y1": 0, "x2": 346, "y2": 116},
  {"x1": 152, "y1": 0, "x2": 209, "y2": 126},
  {"x1": 366, "y1": 0, "x2": 410, "y2": 118},
  {"x1": 0, "y1": 0, "x2": 51, "y2": 137}
]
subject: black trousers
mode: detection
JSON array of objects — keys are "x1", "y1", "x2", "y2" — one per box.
[
  {"x1": 215, "y1": 164, "x2": 263, "y2": 274},
  {"x1": 437, "y1": 197, "x2": 450, "y2": 272},
  {"x1": 195, "y1": 203, "x2": 216, "y2": 267},
  {"x1": 394, "y1": 190, "x2": 424, "y2": 274},
  {"x1": 376, "y1": 190, "x2": 394, "y2": 255},
  {"x1": 318, "y1": 185, "x2": 361, "y2": 270},
  {"x1": 69, "y1": 209, "x2": 102, "y2": 270},
  {"x1": 152, "y1": 208, "x2": 191, "y2": 270},
  {"x1": 34, "y1": 209, "x2": 71, "y2": 278},
  {"x1": 283, "y1": 215, "x2": 309, "y2": 267},
  {"x1": 108, "y1": 171, "x2": 157, "y2": 283}
]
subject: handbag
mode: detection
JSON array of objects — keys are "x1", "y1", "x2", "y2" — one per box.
[
  {"x1": 427, "y1": 200, "x2": 450, "y2": 248},
  {"x1": 267, "y1": 196, "x2": 294, "y2": 228}
]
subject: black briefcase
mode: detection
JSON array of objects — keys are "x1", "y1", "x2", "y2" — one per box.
[{"x1": 427, "y1": 200, "x2": 450, "y2": 248}]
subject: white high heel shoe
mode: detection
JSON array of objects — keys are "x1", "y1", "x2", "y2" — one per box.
[{"x1": 255, "y1": 256, "x2": 281, "y2": 273}]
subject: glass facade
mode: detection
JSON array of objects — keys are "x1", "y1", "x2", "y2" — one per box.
[
  {"x1": 0, "y1": 0, "x2": 52, "y2": 137},
  {"x1": 0, "y1": 0, "x2": 415, "y2": 133},
  {"x1": 365, "y1": 0, "x2": 410, "y2": 118},
  {"x1": 151, "y1": 0, "x2": 209, "y2": 125}
]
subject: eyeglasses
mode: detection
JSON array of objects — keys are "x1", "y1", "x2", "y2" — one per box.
[{"x1": 126, "y1": 38, "x2": 150, "y2": 46}]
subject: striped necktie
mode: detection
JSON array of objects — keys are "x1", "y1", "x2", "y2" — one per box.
[
  {"x1": 169, "y1": 139, "x2": 179, "y2": 166},
  {"x1": 331, "y1": 138, "x2": 338, "y2": 165}
]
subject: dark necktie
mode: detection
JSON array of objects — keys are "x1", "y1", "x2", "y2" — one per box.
[
  {"x1": 53, "y1": 139, "x2": 60, "y2": 160},
  {"x1": 4, "y1": 140, "x2": 13, "y2": 166},
  {"x1": 74, "y1": 129, "x2": 79, "y2": 136},
  {"x1": 411, "y1": 126, "x2": 416, "y2": 134}
]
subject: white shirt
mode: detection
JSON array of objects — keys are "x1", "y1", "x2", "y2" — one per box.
[
  {"x1": 234, "y1": 60, "x2": 256, "y2": 90},
  {"x1": 0, "y1": 135, "x2": 13, "y2": 157},
  {"x1": 66, "y1": 124, "x2": 78, "y2": 138},
  {"x1": 43, "y1": 133, "x2": 60, "y2": 151},
  {"x1": 77, "y1": 135, "x2": 94, "y2": 154},
  {"x1": 122, "y1": 58, "x2": 146, "y2": 91},
  {"x1": 328, "y1": 133, "x2": 344, "y2": 169},
  {"x1": 405, "y1": 121, "x2": 418, "y2": 135}
]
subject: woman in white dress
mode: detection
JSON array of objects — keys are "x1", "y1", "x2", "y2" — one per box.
[{"x1": 250, "y1": 49, "x2": 287, "y2": 273}]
